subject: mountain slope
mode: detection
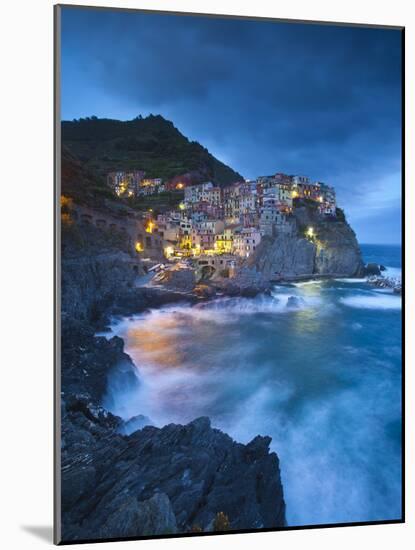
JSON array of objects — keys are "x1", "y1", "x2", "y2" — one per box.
[{"x1": 62, "y1": 115, "x2": 243, "y2": 186}]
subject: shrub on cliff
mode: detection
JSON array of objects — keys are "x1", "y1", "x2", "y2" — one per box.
[
  {"x1": 213, "y1": 512, "x2": 231, "y2": 532},
  {"x1": 336, "y1": 207, "x2": 346, "y2": 221}
]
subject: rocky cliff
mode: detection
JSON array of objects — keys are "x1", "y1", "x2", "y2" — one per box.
[
  {"x1": 59, "y1": 323, "x2": 286, "y2": 541},
  {"x1": 61, "y1": 407, "x2": 285, "y2": 541},
  {"x1": 245, "y1": 205, "x2": 364, "y2": 280}
]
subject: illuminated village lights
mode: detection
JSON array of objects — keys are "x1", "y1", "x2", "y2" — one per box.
[
  {"x1": 180, "y1": 235, "x2": 192, "y2": 250},
  {"x1": 164, "y1": 245, "x2": 174, "y2": 258},
  {"x1": 60, "y1": 195, "x2": 73, "y2": 208},
  {"x1": 146, "y1": 220, "x2": 156, "y2": 233},
  {"x1": 135, "y1": 241, "x2": 144, "y2": 253},
  {"x1": 107, "y1": 170, "x2": 337, "y2": 260},
  {"x1": 117, "y1": 179, "x2": 129, "y2": 196}
]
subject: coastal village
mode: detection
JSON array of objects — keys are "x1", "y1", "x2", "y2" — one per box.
[
  {"x1": 104, "y1": 170, "x2": 337, "y2": 276},
  {"x1": 62, "y1": 163, "x2": 400, "y2": 292}
]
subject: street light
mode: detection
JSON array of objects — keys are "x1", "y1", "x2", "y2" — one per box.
[{"x1": 164, "y1": 246, "x2": 174, "y2": 258}]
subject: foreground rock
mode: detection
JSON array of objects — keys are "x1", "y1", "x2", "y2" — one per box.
[
  {"x1": 364, "y1": 263, "x2": 382, "y2": 276},
  {"x1": 61, "y1": 409, "x2": 286, "y2": 541},
  {"x1": 60, "y1": 320, "x2": 286, "y2": 541}
]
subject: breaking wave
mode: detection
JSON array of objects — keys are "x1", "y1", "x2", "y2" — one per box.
[
  {"x1": 105, "y1": 256, "x2": 402, "y2": 528},
  {"x1": 340, "y1": 294, "x2": 401, "y2": 310}
]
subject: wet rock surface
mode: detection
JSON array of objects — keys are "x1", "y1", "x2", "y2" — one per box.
[
  {"x1": 363, "y1": 263, "x2": 382, "y2": 276},
  {"x1": 61, "y1": 407, "x2": 286, "y2": 541},
  {"x1": 150, "y1": 267, "x2": 196, "y2": 293},
  {"x1": 61, "y1": 319, "x2": 139, "y2": 405}
]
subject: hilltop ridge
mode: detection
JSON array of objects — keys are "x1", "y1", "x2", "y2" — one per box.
[{"x1": 62, "y1": 114, "x2": 244, "y2": 187}]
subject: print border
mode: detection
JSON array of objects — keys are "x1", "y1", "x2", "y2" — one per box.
[{"x1": 53, "y1": 4, "x2": 405, "y2": 545}]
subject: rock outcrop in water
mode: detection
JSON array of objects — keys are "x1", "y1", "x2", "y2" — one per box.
[
  {"x1": 61, "y1": 318, "x2": 139, "y2": 405},
  {"x1": 61, "y1": 399, "x2": 286, "y2": 541},
  {"x1": 245, "y1": 205, "x2": 364, "y2": 280}
]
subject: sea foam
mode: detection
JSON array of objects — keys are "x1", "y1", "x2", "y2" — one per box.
[{"x1": 340, "y1": 294, "x2": 401, "y2": 310}]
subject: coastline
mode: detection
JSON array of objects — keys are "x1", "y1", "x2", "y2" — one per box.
[
  {"x1": 60, "y1": 243, "x2": 402, "y2": 538},
  {"x1": 60, "y1": 278, "x2": 287, "y2": 540},
  {"x1": 103, "y1": 258, "x2": 402, "y2": 527}
]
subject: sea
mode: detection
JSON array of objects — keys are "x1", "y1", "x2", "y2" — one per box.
[{"x1": 104, "y1": 244, "x2": 402, "y2": 527}]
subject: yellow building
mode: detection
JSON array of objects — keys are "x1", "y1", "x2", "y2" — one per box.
[{"x1": 214, "y1": 227, "x2": 234, "y2": 254}]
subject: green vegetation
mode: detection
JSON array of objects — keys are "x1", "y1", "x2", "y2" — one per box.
[
  {"x1": 61, "y1": 146, "x2": 113, "y2": 207},
  {"x1": 126, "y1": 190, "x2": 184, "y2": 214},
  {"x1": 336, "y1": 207, "x2": 346, "y2": 221},
  {"x1": 62, "y1": 114, "x2": 243, "y2": 186},
  {"x1": 293, "y1": 197, "x2": 319, "y2": 210},
  {"x1": 213, "y1": 512, "x2": 231, "y2": 531}
]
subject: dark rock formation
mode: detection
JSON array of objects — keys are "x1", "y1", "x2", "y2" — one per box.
[
  {"x1": 60, "y1": 411, "x2": 285, "y2": 541},
  {"x1": 151, "y1": 267, "x2": 196, "y2": 293},
  {"x1": 61, "y1": 212, "x2": 145, "y2": 322},
  {"x1": 213, "y1": 266, "x2": 272, "y2": 297},
  {"x1": 119, "y1": 414, "x2": 153, "y2": 435},
  {"x1": 364, "y1": 263, "x2": 382, "y2": 276},
  {"x1": 61, "y1": 228, "x2": 198, "y2": 328},
  {"x1": 61, "y1": 318, "x2": 139, "y2": 405},
  {"x1": 366, "y1": 275, "x2": 402, "y2": 294},
  {"x1": 193, "y1": 283, "x2": 217, "y2": 299},
  {"x1": 286, "y1": 296, "x2": 305, "y2": 309}
]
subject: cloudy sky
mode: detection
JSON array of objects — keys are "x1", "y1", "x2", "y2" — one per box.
[{"x1": 61, "y1": 7, "x2": 402, "y2": 244}]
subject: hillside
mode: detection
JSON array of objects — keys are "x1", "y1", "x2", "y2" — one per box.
[
  {"x1": 62, "y1": 115, "x2": 243, "y2": 186},
  {"x1": 61, "y1": 146, "x2": 114, "y2": 206}
]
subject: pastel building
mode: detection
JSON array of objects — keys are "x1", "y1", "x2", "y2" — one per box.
[
  {"x1": 184, "y1": 182, "x2": 214, "y2": 204},
  {"x1": 234, "y1": 227, "x2": 262, "y2": 258},
  {"x1": 205, "y1": 187, "x2": 222, "y2": 206},
  {"x1": 107, "y1": 170, "x2": 145, "y2": 197},
  {"x1": 259, "y1": 195, "x2": 288, "y2": 236},
  {"x1": 214, "y1": 226, "x2": 235, "y2": 254}
]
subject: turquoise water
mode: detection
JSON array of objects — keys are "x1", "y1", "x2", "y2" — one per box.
[{"x1": 106, "y1": 244, "x2": 402, "y2": 527}]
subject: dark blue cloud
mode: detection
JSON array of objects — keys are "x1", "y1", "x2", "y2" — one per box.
[{"x1": 61, "y1": 6, "x2": 402, "y2": 244}]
